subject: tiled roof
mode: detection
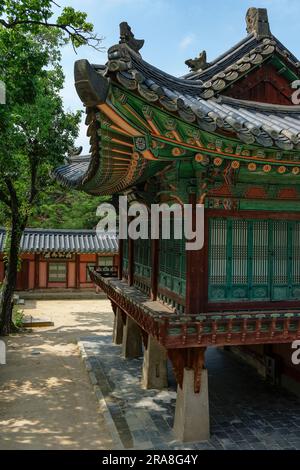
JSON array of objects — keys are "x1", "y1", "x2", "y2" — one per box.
[
  {"x1": 183, "y1": 34, "x2": 299, "y2": 86},
  {"x1": 102, "y1": 43, "x2": 300, "y2": 150},
  {"x1": 55, "y1": 158, "x2": 91, "y2": 188},
  {"x1": 0, "y1": 228, "x2": 118, "y2": 254},
  {"x1": 54, "y1": 9, "x2": 300, "y2": 194}
]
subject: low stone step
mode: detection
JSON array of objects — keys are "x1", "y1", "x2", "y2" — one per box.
[{"x1": 22, "y1": 316, "x2": 54, "y2": 328}]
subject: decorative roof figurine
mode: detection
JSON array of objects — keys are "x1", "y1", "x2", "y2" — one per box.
[
  {"x1": 185, "y1": 50, "x2": 210, "y2": 72},
  {"x1": 119, "y1": 22, "x2": 144, "y2": 54},
  {"x1": 68, "y1": 146, "x2": 83, "y2": 157},
  {"x1": 246, "y1": 7, "x2": 271, "y2": 39}
]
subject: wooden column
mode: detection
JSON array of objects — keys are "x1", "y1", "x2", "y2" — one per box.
[
  {"x1": 185, "y1": 194, "x2": 207, "y2": 315},
  {"x1": 113, "y1": 307, "x2": 124, "y2": 345},
  {"x1": 19, "y1": 258, "x2": 29, "y2": 291},
  {"x1": 150, "y1": 238, "x2": 159, "y2": 301},
  {"x1": 34, "y1": 254, "x2": 40, "y2": 289},
  {"x1": 118, "y1": 238, "x2": 123, "y2": 280},
  {"x1": 128, "y1": 224, "x2": 134, "y2": 286},
  {"x1": 75, "y1": 254, "x2": 80, "y2": 289}
]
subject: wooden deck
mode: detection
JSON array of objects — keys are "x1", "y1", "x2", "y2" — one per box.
[{"x1": 91, "y1": 272, "x2": 300, "y2": 349}]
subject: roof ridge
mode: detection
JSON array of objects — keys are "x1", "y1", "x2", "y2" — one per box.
[
  {"x1": 217, "y1": 95, "x2": 300, "y2": 113},
  {"x1": 183, "y1": 33, "x2": 257, "y2": 80},
  {"x1": 0, "y1": 227, "x2": 117, "y2": 234}
]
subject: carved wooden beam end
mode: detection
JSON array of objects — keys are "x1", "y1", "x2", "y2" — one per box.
[{"x1": 168, "y1": 347, "x2": 207, "y2": 394}]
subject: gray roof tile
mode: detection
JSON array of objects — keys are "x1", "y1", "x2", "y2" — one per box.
[{"x1": 0, "y1": 228, "x2": 118, "y2": 254}]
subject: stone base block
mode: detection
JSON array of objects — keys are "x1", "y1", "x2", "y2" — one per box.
[
  {"x1": 122, "y1": 315, "x2": 142, "y2": 359},
  {"x1": 142, "y1": 335, "x2": 168, "y2": 390},
  {"x1": 174, "y1": 368, "x2": 210, "y2": 442}
]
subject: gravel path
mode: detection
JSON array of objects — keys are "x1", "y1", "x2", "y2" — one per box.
[{"x1": 0, "y1": 299, "x2": 115, "y2": 450}]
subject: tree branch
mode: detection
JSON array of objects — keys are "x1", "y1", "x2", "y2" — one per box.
[{"x1": 0, "y1": 18, "x2": 104, "y2": 52}]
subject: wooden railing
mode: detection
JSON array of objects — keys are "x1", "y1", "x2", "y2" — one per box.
[{"x1": 90, "y1": 272, "x2": 300, "y2": 348}]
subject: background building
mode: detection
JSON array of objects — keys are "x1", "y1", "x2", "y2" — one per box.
[{"x1": 0, "y1": 228, "x2": 118, "y2": 291}]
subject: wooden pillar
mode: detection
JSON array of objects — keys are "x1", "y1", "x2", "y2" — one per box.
[
  {"x1": 113, "y1": 307, "x2": 124, "y2": 345},
  {"x1": 75, "y1": 254, "x2": 80, "y2": 289},
  {"x1": 34, "y1": 254, "x2": 40, "y2": 289},
  {"x1": 185, "y1": 194, "x2": 207, "y2": 315},
  {"x1": 128, "y1": 233, "x2": 134, "y2": 287},
  {"x1": 118, "y1": 238, "x2": 123, "y2": 280},
  {"x1": 150, "y1": 238, "x2": 159, "y2": 301},
  {"x1": 23, "y1": 259, "x2": 29, "y2": 290}
]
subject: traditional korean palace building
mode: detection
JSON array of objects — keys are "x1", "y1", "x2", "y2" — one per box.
[
  {"x1": 55, "y1": 8, "x2": 300, "y2": 441},
  {"x1": 0, "y1": 228, "x2": 118, "y2": 291}
]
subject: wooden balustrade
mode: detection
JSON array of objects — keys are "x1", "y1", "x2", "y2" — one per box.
[{"x1": 90, "y1": 272, "x2": 300, "y2": 349}]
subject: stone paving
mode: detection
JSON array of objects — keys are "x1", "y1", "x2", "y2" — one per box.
[{"x1": 79, "y1": 332, "x2": 300, "y2": 450}]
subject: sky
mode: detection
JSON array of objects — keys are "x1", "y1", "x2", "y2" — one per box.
[{"x1": 57, "y1": 0, "x2": 300, "y2": 153}]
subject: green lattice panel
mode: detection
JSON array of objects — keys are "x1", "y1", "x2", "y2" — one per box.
[{"x1": 209, "y1": 218, "x2": 300, "y2": 302}]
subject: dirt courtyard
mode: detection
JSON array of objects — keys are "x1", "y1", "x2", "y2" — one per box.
[{"x1": 0, "y1": 299, "x2": 115, "y2": 450}]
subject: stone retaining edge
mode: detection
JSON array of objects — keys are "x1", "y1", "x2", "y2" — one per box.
[{"x1": 78, "y1": 341, "x2": 124, "y2": 450}]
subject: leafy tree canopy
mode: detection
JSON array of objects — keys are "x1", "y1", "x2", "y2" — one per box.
[
  {"x1": 0, "y1": 0, "x2": 102, "y2": 50},
  {"x1": 0, "y1": 0, "x2": 103, "y2": 334},
  {"x1": 27, "y1": 184, "x2": 109, "y2": 230}
]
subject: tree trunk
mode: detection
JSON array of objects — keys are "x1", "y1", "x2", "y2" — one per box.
[{"x1": 0, "y1": 220, "x2": 23, "y2": 335}]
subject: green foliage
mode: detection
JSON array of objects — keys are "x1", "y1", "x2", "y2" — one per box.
[
  {"x1": 0, "y1": 0, "x2": 102, "y2": 51},
  {"x1": 28, "y1": 184, "x2": 110, "y2": 229},
  {"x1": 12, "y1": 306, "x2": 24, "y2": 328},
  {"x1": 0, "y1": 24, "x2": 82, "y2": 225},
  {"x1": 0, "y1": 1, "x2": 102, "y2": 334}
]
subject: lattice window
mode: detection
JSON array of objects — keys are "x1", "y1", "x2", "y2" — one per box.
[
  {"x1": 158, "y1": 216, "x2": 186, "y2": 301},
  {"x1": 232, "y1": 220, "x2": 248, "y2": 285},
  {"x1": 134, "y1": 237, "x2": 151, "y2": 268},
  {"x1": 252, "y1": 220, "x2": 269, "y2": 285},
  {"x1": 159, "y1": 234, "x2": 185, "y2": 278},
  {"x1": 48, "y1": 263, "x2": 66, "y2": 282},
  {"x1": 209, "y1": 217, "x2": 297, "y2": 302},
  {"x1": 209, "y1": 219, "x2": 227, "y2": 285},
  {"x1": 292, "y1": 222, "x2": 300, "y2": 284},
  {"x1": 273, "y1": 221, "x2": 288, "y2": 285}
]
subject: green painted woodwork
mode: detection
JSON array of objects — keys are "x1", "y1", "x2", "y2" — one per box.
[
  {"x1": 239, "y1": 200, "x2": 300, "y2": 211},
  {"x1": 209, "y1": 218, "x2": 300, "y2": 302},
  {"x1": 134, "y1": 236, "x2": 151, "y2": 293},
  {"x1": 76, "y1": 83, "x2": 300, "y2": 196},
  {"x1": 270, "y1": 56, "x2": 299, "y2": 83},
  {"x1": 123, "y1": 238, "x2": 128, "y2": 274},
  {"x1": 158, "y1": 223, "x2": 186, "y2": 310},
  {"x1": 110, "y1": 85, "x2": 300, "y2": 166}
]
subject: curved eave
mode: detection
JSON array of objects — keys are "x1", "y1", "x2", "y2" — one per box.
[
  {"x1": 54, "y1": 160, "x2": 90, "y2": 190},
  {"x1": 54, "y1": 60, "x2": 166, "y2": 195}
]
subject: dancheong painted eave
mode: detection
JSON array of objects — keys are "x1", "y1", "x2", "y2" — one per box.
[{"x1": 54, "y1": 7, "x2": 300, "y2": 196}]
